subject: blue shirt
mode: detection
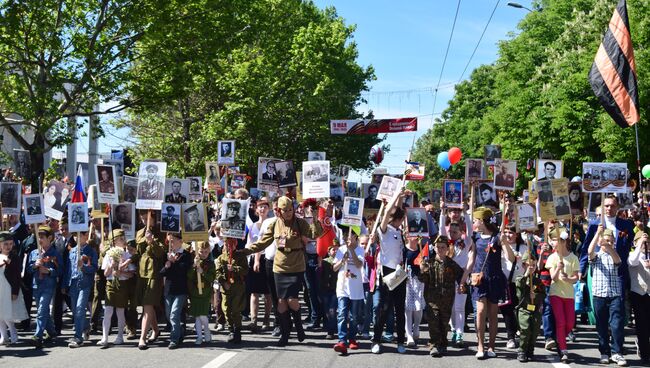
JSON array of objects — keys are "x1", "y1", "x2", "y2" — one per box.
[
  {"x1": 590, "y1": 250, "x2": 622, "y2": 298},
  {"x1": 64, "y1": 243, "x2": 98, "y2": 289},
  {"x1": 27, "y1": 245, "x2": 62, "y2": 290}
]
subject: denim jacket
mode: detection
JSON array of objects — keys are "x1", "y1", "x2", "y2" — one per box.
[
  {"x1": 63, "y1": 242, "x2": 98, "y2": 290},
  {"x1": 27, "y1": 245, "x2": 62, "y2": 290}
]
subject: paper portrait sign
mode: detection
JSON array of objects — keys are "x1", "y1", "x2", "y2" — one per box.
[
  {"x1": 218, "y1": 140, "x2": 235, "y2": 165},
  {"x1": 341, "y1": 197, "x2": 364, "y2": 226},
  {"x1": 484, "y1": 145, "x2": 501, "y2": 166},
  {"x1": 68, "y1": 202, "x2": 89, "y2": 232},
  {"x1": 617, "y1": 190, "x2": 635, "y2": 210},
  {"x1": 338, "y1": 164, "x2": 352, "y2": 180},
  {"x1": 537, "y1": 159, "x2": 563, "y2": 181},
  {"x1": 302, "y1": 161, "x2": 330, "y2": 198},
  {"x1": 377, "y1": 176, "x2": 401, "y2": 201},
  {"x1": 430, "y1": 189, "x2": 442, "y2": 208},
  {"x1": 13, "y1": 149, "x2": 31, "y2": 180},
  {"x1": 23, "y1": 194, "x2": 46, "y2": 224},
  {"x1": 527, "y1": 181, "x2": 537, "y2": 204},
  {"x1": 295, "y1": 171, "x2": 303, "y2": 202},
  {"x1": 493, "y1": 159, "x2": 517, "y2": 191},
  {"x1": 308, "y1": 151, "x2": 326, "y2": 161},
  {"x1": 0, "y1": 182, "x2": 21, "y2": 215},
  {"x1": 122, "y1": 176, "x2": 138, "y2": 203},
  {"x1": 475, "y1": 180, "x2": 498, "y2": 209},
  {"x1": 187, "y1": 176, "x2": 203, "y2": 202},
  {"x1": 586, "y1": 192, "x2": 602, "y2": 221},
  {"x1": 205, "y1": 162, "x2": 221, "y2": 191},
  {"x1": 276, "y1": 160, "x2": 297, "y2": 188},
  {"x1": 227, "y1": 166, "x2": 240, "y2": 175},
  {"x1": 136, "y1": 161, "x2": 167, "y2": 210},
  {"x1": 406, "y1": 207, "x2": 428, "y2": 237},
  {"x1": 515, "y1": 203, "x2": 537, "y2": 232},
  {"x1": 346, "y1": 181, "x2": 359, "y2": 197},
  {"x1": 522, "y1": 190, "x2": 530, "y2": 203},
  {"x1": 43, "y1": 180, "x2": 69, "y2": 221},
  {"x1": 160, "y1": 203, "x2": 182, "y2": 233},
  {"x1": 102, "y1": 158, "x2": 124, "y2": 178},
  {"x1": 164, "y1": 178, "x2": 189, "y2": 204},
  {"x1": 181, "y1": 203, "x2": 208, "y2": 242},
  {"x1": 88, "y1": 185, "x2": 109, "y2": 219},
  {"x1": 582, "y1": 162, "x2": 628, "y2": 193},
  {"x1": 96, "y1": 164, "x2": 119, "y2": 204},
  {"x1": 537, "y1": 178, "x2": 570, "y2": 221},
  {"x1": 568, "y1": 182, "x2": 584, "y2": 215},
  {"x1": 229, "y1": 174, "x2": 246, "y2": 190},
  {"x1": 220, "y1": 198, "x2": 249, "y2": 240},
  {"x1": 465, "y1": 158, "x2": 484, "y2": 183},
  {"x1": 257, "y1": 157, "x2": 281, "y2": 193},
  {"x1": 443, "y1": 180, "x2": 463, "y2": 209},
  {"x1": 111, "y1": 203, "x2": 135, "y2": 240},
  {"x1": 329, "y1": 176, "x2": 344, "y2": 203},
  {"x1": 404, "y1": 162, "x2": 425, "y2": 181}
]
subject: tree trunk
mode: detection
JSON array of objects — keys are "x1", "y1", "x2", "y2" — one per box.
[
  {"x1": 180, "y1": 98, "x2": 192, "y2": 175},
  {"x1": 29, "y1": 133, "x2": 46, "y2": 193}
]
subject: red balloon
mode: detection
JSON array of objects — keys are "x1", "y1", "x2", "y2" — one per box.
[{"x1": 448, "y1": 147, "x2": 462, "y2": 165}]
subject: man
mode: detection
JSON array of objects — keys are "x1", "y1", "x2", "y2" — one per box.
[
  {"x1": 348, "y1": 199, "x2": 359, "y2": 216},
  {"x1": 123, "y1": 185, "x2": 136, "y2": 203},
  {"x1": 279, "y1": 165, "x2": 296, "y2": 186},
  {"x1": 1, "y1": 183, "x2": 18, "y2": 208},
  {"x1": 27, "y1": 198, "x2": 41, "y2": 215},
  {"x1": 208, "y1": 166, "x2": 219, "y2": 183},
  {"x1": 112, "y1": 204, "x2": 131, "y2": 231},
  {"x1": 537, "y1": 181, "x2": 554, "y2": 202},
  {"x1": 365, "y1": 184, "x2": 381, "y2": 209},
  {"x1": 15, "y1": 150, "x2": 31, "y2": 178},
  {"x1": 555, "y1": 197, "x2": 570, "y2": 216},
  {"x1": 162, "y1": 205, "x2": 180, "y2": 232},
  {"x1": 184, "y1": 205, "x2": 205, "y2": 231},
  {"x1": 495, "y1": 163, "x2": 514, "y2": 188},
  {"x1": 262, "y1": 161, "x2": 277, "y2": 181},
  {"x1": 445, "y1": 183, "x2": 461, "y2": 203},
  {"x1": 541, "y1": 162, "x2": 557, "y2": 180},
  {"x1": 138, "y1": 164, "x2": 164, "y2": 200},
  {"x1": 223, "y1": 201, "x2": 245, "y2": 233},
  {"x1": 469, "y1": 160, "x2": 482, "y2": 178},
  {"x1": 98, "y1": 168, "x2": 115, "y2": 194},
  {"x1": 408, "y1": 210, "x2": 427, "y2": 234},
  {"x1": 165, "y1": 180, "x2": 187, "y2": 203},
  {"x1": 221, "y1": 142, "x2": 232, "y2": 157}
]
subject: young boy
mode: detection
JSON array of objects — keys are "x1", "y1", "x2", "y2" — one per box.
[
  {"x1": 319, "y1": 244, "x2": 339, "y2": 340},
  {"x1": 418, "y1": 235, "x2": 465, "y2": 357},
  {"x1": 215, "y1": 238, "x2": 249, "y2": 344},
  {"x1": 332, "y1": 225, "x2": 364, "y2": 355},
  {"x1": 515, "y1": 252, "x2": 546, "y2": 362}
]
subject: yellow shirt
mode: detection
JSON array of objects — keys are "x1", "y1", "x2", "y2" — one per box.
[{"x1": 545, "y1": 252, "x2": 579, "y2": 299}]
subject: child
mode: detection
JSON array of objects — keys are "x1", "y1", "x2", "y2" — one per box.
[
  {"x1": 215, "y1": 238, "x2": 249, "y2": 344},
  {"x1": 319, "y1": 244, "x2": 339, "y2": 340},
  {"x1": 188, "y1": 241, "x2": 216, "y2": 345},
  {"x1": 332, "y1": 226, "x2": 364, "y2": 354},
  {"x1": 515, "y1": 252, "x2": 546, "y2": 362},
  {"x1": 159, "y1": 232, "x2": 192, "y2": 349},
  {"x1": 418, "y1": 235, "x2": 465, "y2": 357}
]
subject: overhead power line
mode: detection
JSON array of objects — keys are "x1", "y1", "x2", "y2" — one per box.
[{"x1": 458, "y1": 0, "x2": 501, "y2": 82}]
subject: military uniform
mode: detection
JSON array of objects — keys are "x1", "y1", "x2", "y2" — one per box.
[
  {"x1": 132, "y1": 229, "x2": 165, "y2": 306},
  {"x1": 418, "y1": 255, "x2": 463, "y2": 350},
  {"x1": 515, "y1": 267, "x2": 546, "y2": 361},
  {"x1": 215, "y1": 241, "x2": 248, "y2": 342}
]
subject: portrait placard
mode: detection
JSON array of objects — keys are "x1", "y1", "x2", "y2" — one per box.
[
  {"x1": 617, "y1": 190, "x2": 635, "y2": 210},
  {"x1": 102, "y1": 158, "x2": 124, "y2": 177},
  {"x1": 363, "y1": 183, "x2": 381, "y2": 209},
  {"x1": 377, "y1": 176, "x2": 401, "y2": 201},
  {"x1": 43, "y1": 180, "x2": 69, "y2": 220},
  {"x1": 406, "y1": 208, "x2": 428, "y2": 237},
  {"x1": 308, "y1": 151, "x2": 326, "y2": 161},
  {"x1": 164, "y1": 178, "x2": 189, "y2": 203},
  {"x1": 582, "y1": 162, "x2": 628, "y2": 193},
  {"x1": 430, "y1": 189, "x2": 442, "y2": 208},
  {"x1": 160, "y1": 203, "x2": 181, "y2": 233},
  {"x1": 346, "y1": 182, "x2": 359, "y2": 197},
  {"x1": 187, "y1": 176, "x2": 203, "y2": 202},
  {"x1": 122, "y1": 176, "x2": 138, "y2": 203},
  {"x1": 338, "y1": 164, "x2": 352, "y2": 180},
  {"x1": 493, "y1": 159, "x2": 517, "y2": 191},
  {"x1": 23, "y1": 194, "x2": 46, "y2": 224},
  {"x1": 537, "y1": 159, "x2": 563, "y2": 181},
  {"x1": 68, "y1": 203, "x2": 89, "y2": 232},
  {"x1": 230, "y1": 174, "x2": 246, "y2": 190},
  {"x1": 136, "y1": 161, "x2": 167, "y2": 210},
  {"x1": 341, "y1": 197, "x2": 364, "y2": 226},
  {"x1": 257, "y1": 157, "x2": 281, "y2": 193},
  {"x1": 276, "y1": 160, "x2": 297, "y2": 188},
  {"x1": 302, "y1": 161, "x2": 330, "y2": 198},
  {"x1": 484, "y1": 145, "x2": 501, "y2": 166},
  {"x1": 443, "y1": 180, "x2": 463, "y2": 208},
  {"x1": 514, "y1": 203, "x2": 537, "y2": 232},
  {"x1": 475, "y1": 180, "x2": 498, "y2": 209},
  {"x1": 537, "y1": 178, "x2": 570, "y2": 221},
  {"x1": 587, "y1": 193, "x2": 602, "y2": 221},
  {"x1": 13, "y1": 149, "x2": 31, "y2": 180},
  {"x1": 218, "y1": 140, "x2": 235, "y2": 165},
  {"x1": 181, "y1": 203, "x2": 208, "y2": 242},
  {"x1": 220, "y1": 198, "x2": 249, "y2": 240},
  {"x1": 205, "y1": 162, "x2": 221, "y2": 191},
  {"x1": 0, "y1": 182, "x2": 21, "y2": 215},
  {"x1": 96, "y1": 164, "x2": 119, "y2": 204},
  {"x1": 111, "y1": 203, "x2": 135, "y2": 240},
  {"x1": 465, "y1": 159, "x2": 484, "y2": 183},
  {"x1": 568, "y1": 182, "x2": 584, "y2": 215},
  {"x1": 404, "y1": 162, "x2": 425, "y2": 181},
  {"x1": 89, "y1": 185, "x2": 109, "y2": 219}
]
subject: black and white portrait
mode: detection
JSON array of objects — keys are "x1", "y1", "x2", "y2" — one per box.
[
  {"x1": 220, "y1": 198, "x2": 249, "y2": 239},
  {"x1": 122, "y1": 176, "x2": 138, "y2": 203},
  {"x1": 617, "y1": 190, "x2": 635, "y2": 210},
  {"x1": 476, "y1": 181, "x2": 498, "y2": 209},
  {"x1": 68, "y1": 203, "x2": 89, "y2": 232},
  {"x1": 493, "y1": 159, "x2": 517, "y2": 191},
  {"x1": 164, "y1": 179, "x2": 189, "y2": 203},
  {"x1": 430, "y1": 189, "x2": 442, "y2": 207},
  {"x1": 44, "y1": 180, "x2": 68, "y2": 220},
  {"x1": 582, "y1": 162, "x2": 628, "y2": 193},
  {"x1": 96, "y1": 164, "x2": 118, "y2": 204},
  {"x1": 111, "y1": 203, "x2": 135, "y2": 239},
  {"x1": 587, "y1": 192, "x2": 602, "y2": 220},
  {"x1": 537, "y1": 159, "x2": 563, "y2": 181},
  {"x1": 218, "y1": 140, "x2": 235, "y2": 165},
  {"x1": 13, "y1": 149, "x2": 31, "y2": 179},
  {"x1": 161, "y1": 203, "x2": 181, "y2": 232},
  {"x1": 103, "y1": 159, "x2": 124, "y2": 177},
  {"x1": 484, "y1": 145, "x2": 501, "y2": 166},
  {"x1": 205, "y1": 162, "x2": 221, "y2": 190},
  {"x1": 363, "y1": 183, "x2": 381, "y2": 209},
  {"x1": 302, "y1": 161, "x2": 330, "y2": 198},
  {"x1": 0, "y1": 182, "x2": 21, "y2": 215},
  {"x1": 308, "y1": 151, "x2": 326, "y2": 161},
  {"x1": 182, "y1": 203, "x2": 206, "y2": 232},
  {"x1": 554, "y1": 195, "x2": 571, "y2": 217},
  {"x1": 515, "y1": 203, "x2": 536, "y2": 232},
  {"x1": 338, "y1": 165, "x2": 351, "y2": 180},
  {"x1": 276, "y1": 160, "x2": 297, "y2": 188},
  {"x1": 406, "y1": 208, "x2": 428, "y2": 236},
  {"x1": 377, "y1": 176, "x2": 401, "y2": 201},
  {"x1": 443, "y1": 180, "x2": 463, "y2": 208},
  {"x1": 465, "y1": 159, "x2": 484, "y2": 183},
  {"x1": 136, "y1": 161, "x2": 167, "y2": 209},
  {"x1": 23, "y1": 194, "x2": 45, "y2": 224},
  {"x1": 536, "y1": 180, "x2": 554, "y2": 203},
  {"x1": 568, "y1": 182, "x2": 583, "y2": 215}
]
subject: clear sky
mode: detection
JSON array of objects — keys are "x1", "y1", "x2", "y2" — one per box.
[{"x1": 84, "y1": 0, "x2": 533, "y2": 183}]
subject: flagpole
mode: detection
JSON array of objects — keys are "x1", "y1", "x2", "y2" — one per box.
[{"x1": 635, "y1": 124, "x2": 646, "y2": 231}]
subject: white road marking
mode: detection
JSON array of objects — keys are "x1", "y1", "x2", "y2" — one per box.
[{"x1": 201, "y1": 352, "x2": 238, "y2": 368}]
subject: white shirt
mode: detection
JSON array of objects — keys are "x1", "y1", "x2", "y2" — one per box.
[
  {"x1": 102, "y1": 250, "x2": 135, "y2": 281},
  {"x1": 260, "y1": 217, "x2": 277, "y2": 260},
  {"x1": 501, "y1": 243, "x2": 528, "y2": 281},
  {"x1": 335, "y1": 245, "x2": 365, "y2": 300},
  {"x1": 378, "y1": 224, "x2": 403, "y2": 269}
]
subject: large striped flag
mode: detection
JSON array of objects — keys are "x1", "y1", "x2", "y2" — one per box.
[
  {"x1": 71, "y1": 165, "x2": 86, "y2": 203},
  {"x1": 588, "y1": 0, "x2": 639, "y2": 128}
]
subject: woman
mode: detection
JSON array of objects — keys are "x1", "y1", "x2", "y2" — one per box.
[
  {"x1": 499, "y1": 224, "x2": 528, "y2": 349},
  {"x1": 246, "y1": 197, "x2": 273, "y2": 332},
  {"x1": 466, "y1": 206, "x2": 514, "y2": 359},
  {"x1": 0, "y1": 231, "x2": 27, "y2": 345},
  {"x1": 240, "y1": 196, "x2": 326, "y2": 346},
  {"x1": 629, "y1": 231, "x2": 650, "y2": 365}
]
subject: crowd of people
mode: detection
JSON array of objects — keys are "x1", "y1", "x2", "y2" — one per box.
[{"x1": 0, "y1": 167, "x2": 648, "y2": 368}]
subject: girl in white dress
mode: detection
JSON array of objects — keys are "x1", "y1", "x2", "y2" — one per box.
[{"x1": 0, "y1": 232, "x2": 28, "y2": 345}]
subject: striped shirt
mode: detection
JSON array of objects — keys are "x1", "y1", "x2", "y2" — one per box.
[{"x1": 590, "y1": 250, "x2": 621, "y2": 298}]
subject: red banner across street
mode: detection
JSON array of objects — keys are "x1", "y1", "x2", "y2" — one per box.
[{"x1": 330, "y1": 118, "x2": 417, "y2": 134}]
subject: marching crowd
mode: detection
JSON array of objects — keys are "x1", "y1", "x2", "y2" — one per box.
[{"x1": 0, "y1": 172, "x2": 649, "y2": 367}]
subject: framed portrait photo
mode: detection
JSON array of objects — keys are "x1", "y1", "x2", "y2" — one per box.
[
  {"x1": 68, "y1": 202, "x2": 89, "y2": 232},
  {"x1": 537, "y1": 159, "x2": 563, "y2": 181},
  {"x1": 136, "y1": 161, "x2": 167, "y2": 210},
  {"x1": 96, "y1": 164, "x2": 119, "y2": 204},
  {"x1": 443, "y1": 180, "x2": 463, "y2": 208},
  {"x1": 220, "y1": 198, "x2": 249, "y2": 240},
  {"x1": 484, "y1": 145, "x2": 501, "y2": 166},
  {"x1": 465, "y1": 158, "x2": 485, "y2": 183},
  {"x1": 164, "y1": 178, "x2": 189, "y2": 204},
  {"x1": 23, "y1": 194, "x2": 46, "y2": 224},
  {"x1": 475, "y1": 180, "x2": 497, "y2": 209},
  {"x1": 377, "y1": 176, "x2": 401, "y2": 201},
  {"x1": 276, "y1": 160, "x2": 297, "y2": 188},
  {"x1": 0, "y1": 182, "x2": 21, "y2": 215},
  {"x1": 181, "y1": 203, "x2": 208, "y2": 242},
  {"x1": 406, "y1": 207, "x2": 428, "y2": 237},
  {"x1": 308, "y1": 151, "x2": 326, "y2": 161},
  {"x1": 217, "y1": 140, "x2": 235, "y2": 165},
  {"x1": 111, "y1": 203, "x2": 135, "y2": 240},
  {"x1": 160, "y1": 203, "x2": 182, "y2": 233},
  {"x1": 493, "y1": 159, "x2": 517, "y2": 191},
  {"x1": 341, "y1": 197, "x2": 364, "y2": 226},
  {"x1": 205, "y1": 162, "x2": 221, "y2": 191}
]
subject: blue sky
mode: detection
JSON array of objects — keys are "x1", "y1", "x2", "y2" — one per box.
[{"x1": 87, "y1": 0, "x2": 533, "y2": 183}]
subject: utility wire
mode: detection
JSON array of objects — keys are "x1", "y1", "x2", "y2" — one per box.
[{"x1": 458, "y1": 0, "x2": 501, "y2": 82}]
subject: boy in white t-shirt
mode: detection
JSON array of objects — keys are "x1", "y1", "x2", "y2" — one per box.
[{"x1": 332, "y1": 225, "x2": 365, "y2": 355}]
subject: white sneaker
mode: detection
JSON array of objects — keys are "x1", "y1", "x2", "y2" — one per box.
[
  {"x1": 397, "y1": 344, "x2": 406, "y2": 354},
  {"x1": 611, "y1": 354, "x2": 628, "y2": 367},
  {"x1": 475, "y1": 351, "x2": 486, "y2": 360},
  {"x1": 506, "y1": 339, "x2": 517, "y2": 349},
  {"x1": 194, "y1": 336, "x2": 203, "y2": 345},
  {"x1": 486, "y1": 350, "x2": 497, "y2": 358},
  {"x1": 113, "y1": 336, "x2": 124, "y2": 345},
  {"x1": 371, "y1": 343, "x2": 381, "y2": 354},
  {"x1": 97, "y1": 339, "x2": 109, "y2": 349},
  {"x1": 599, "y1": 355, "x2": 610, "y2": 364},
  {"x1": 406, "y1": 338, "x2": 416, "y2": 347}
]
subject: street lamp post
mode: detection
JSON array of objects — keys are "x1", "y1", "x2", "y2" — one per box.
[{"x1": 507, "y1": 2, "x2": 534, "y2": 13}]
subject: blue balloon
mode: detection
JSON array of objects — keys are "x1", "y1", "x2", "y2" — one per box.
[{"x1": 437, "y1": 152, "x2": 451, "y2": 170}]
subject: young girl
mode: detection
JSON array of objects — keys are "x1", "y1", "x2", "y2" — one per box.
[
  {"x1": 0, "y1": 232, "x2": 27, "y2": 345},
  {"x1": 499, "y1": 225, "x2": 528, "y2": 349},
  {"x1": 545, "y1": 224, "x2": 579, "y2": 363},
  {"x1": 188, "y1": 241, "x2": 216, "y2": 345},
  {"x1": 404, "y1": 236, "x2": 424, "y2": 347}
]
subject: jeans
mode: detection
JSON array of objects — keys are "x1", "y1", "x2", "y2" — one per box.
[
  {"x1": 69, "y1": 280, "x2": 91, "y2": 340},
  {"x1": 320, "y1": 290, "x2": 337, "y2": 334},
  {"x1": 337, "y1": 297, "x2": 362, "y2": 343},
  {"x1": 542, "y1": 286, "x2": 556, "y2": 340},
  {"x1": 373, "y1": 283, "x2": 394, "y2": 337},
  {"x1": 165, "y1": 294, "x2": 187, "y2": 343},
  {"x1": 372, "y1": 266, "x2": 405, "y2": 344},
  {"x1": 499, "y1": 282, "x2": 519, "y2": 340},
  {"x1": 630, "y1": 292, "x2": 650, "y2": 360},
  {"x1": 362, "y1": 285, "x2": 374, "y2": 334},
  {"x1": 304, "y1": 254, "x2": 322, "y2": 322},
  {"x1": 33, "y1": 287, "x2": 56, "y2": 339},
  {"x1": 593, "y1": 295, "x2": 624, "y2": 355}
]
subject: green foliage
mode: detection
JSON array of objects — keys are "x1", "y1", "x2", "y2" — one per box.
[{"x1": 411, "y1": 0, "x2": 650, "y2": 199}]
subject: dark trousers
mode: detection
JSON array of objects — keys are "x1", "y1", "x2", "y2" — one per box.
[
  {"x1": 20, "y1": 279, "x2": 33, "y2": 330},
  {"x1": 90, "y1": 276, "x2": 106, "y2": 329},
  {"x1": 427, "y1": 303, "x2": 452, "y2": 348},
  {"x1": 265, "y1": 259, "x2": 279, "y2": 325},
  {"x1": 499, "y1": 282, "x2": 519, "y2": 340},
  {"x1": 518, "y1": 309, "x2": 542, "y2": 355},
  {"x1": 372, "y1": 266, "x2": 406, "y2": 344},
  {"x1": 304, "y1": 253, "x2": 322, "y2": 322},
  {"x1": 630, "y1": 291, "x2": 650, "y2": 360},
  {"x1": 53, "y1": 283, "x2": 70, "y2": 334},
  {"x1": 542, "y1": 286, "x2": 556, "y2": 340},
  {"x1": 593, "y1": 295, "x2": 625, "y2": 355}
]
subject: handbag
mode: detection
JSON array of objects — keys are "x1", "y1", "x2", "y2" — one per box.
[
  {"x1": 383, "y1": 264, "x2": 408, "y2": 291},
  {"x1": 470, "y1": 236, "x2": 495, "y2": 286}
]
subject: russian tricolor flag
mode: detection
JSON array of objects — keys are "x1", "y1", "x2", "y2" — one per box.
[{"x1": 71, "y1": 165, "x2": 86, "y2": 203}]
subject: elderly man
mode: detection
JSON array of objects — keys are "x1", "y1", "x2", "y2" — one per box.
[{"x1": 138, "y1": 164, "x2": 164, "y2": 200}]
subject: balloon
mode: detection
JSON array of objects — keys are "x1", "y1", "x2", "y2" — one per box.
[
  {"x1": 448, "y1": 147, "x2": 462, "y2": 165},
  {"x1": 437, "y1": 152, "x2": 451, "y2": 170},
  {"x1": 571, "y1": 176, "x2": 582, "y2": 182},
  {"x1": 369, "y1": 145, "x2": 384, "y2": 165},
  {"x1": 643, "y1": 164, "x2": 650, "y2": 179}
]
